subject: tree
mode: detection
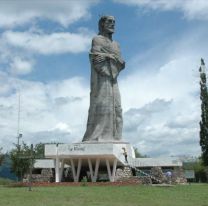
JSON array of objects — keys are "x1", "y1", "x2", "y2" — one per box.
[
  {"x1": 183, "y1": 158, "x2": 207, "y2": 182},
  {"x1": 34, "y1": 143, "x2": 44, "y2": 158},
  {"x1": 10, "y1": 142, "x2": 46, "y2": 181},
  {"x1": 199, "y1": 58, "x2": 208, "y2": 166},
  {"x1": 134, "y1": 147, "x2": 147, "y2": 158},
  {"x1": 10, "y1": 143, "x2": 31, "y2": 181},
  {"x1": 0, "y1": 147, "x2": 4, "y2": 165}
]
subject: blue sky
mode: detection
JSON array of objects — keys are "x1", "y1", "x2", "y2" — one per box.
[{"x1": 0, "y1": 0, "x2": 208, "y2": 157}]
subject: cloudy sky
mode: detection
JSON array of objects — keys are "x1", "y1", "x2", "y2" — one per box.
[{"x1": 0, "y1": 0, "x2": 207, "y2": 157}]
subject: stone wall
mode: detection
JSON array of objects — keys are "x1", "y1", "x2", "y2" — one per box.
[
  {"x1": 115, "y1": 166, "x2": 133, "y2": 181},
  {"x1": 172, "y1": 167, "x2": 187, "y2": 184},
  {"x1": 115, "y1": 166, "x2": 141, "y2": 184},
  {"x1": 24, "y1": 169, "x2": 54, "y2": 182},
  {"x1": 115, "y1": 166, "x2": 187, "y2": 185}
]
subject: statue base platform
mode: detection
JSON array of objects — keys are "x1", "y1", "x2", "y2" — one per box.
[{"x1": 45, "y1": 142, "x2": 135, "y2": 182}]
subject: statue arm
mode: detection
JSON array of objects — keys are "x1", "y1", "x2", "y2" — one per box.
[
  {"x1": 90, "y1": 37, "x2": 112, "y2": 76},
  {"x1": 113, "y1": 43, "x2": 125, "y2": 71},
  {"x1": 90, "y1": 37, "x2": 125, "y2": 78},
  {"x1": 91, "y1": 37, "x2": 116, "y2": 62}
]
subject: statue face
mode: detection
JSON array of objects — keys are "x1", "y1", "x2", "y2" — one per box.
[{"x1": 103, "y1": 16, "x2": 115, "y2": 34}]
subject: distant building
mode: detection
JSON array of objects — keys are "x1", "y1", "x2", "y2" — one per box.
[
  {"x1": 131, "y1": 157, "x2": 186, "y2": 183},
  {"x1": 133, "y1": 157, "x2": 182, "y2": 170}
]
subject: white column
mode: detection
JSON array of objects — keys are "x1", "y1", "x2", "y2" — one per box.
[
  {"x1": 70, "y1": 159, "x2": 76, "y2": 182},
  {"x1": 88, "y1": 158, "x2": 94, "y2": 181},
  {"x1": 55, "y1": 145, "x2": 60, "y2": 182},
  {"x1": 111, "y1": 159, "x2": 117, "y2": 182},
  {"x1": 76, "y1": 158, "x2": 82, "y2": 182},
  {"x1": 88, "y1": 158, "x2": 100, "y2": 182},
  {"x1": 94, "y1": 158, "x2": 100, "y2": 182},
  {"x1": 106, "y1": 159, "x2": 111, "y2": 182},
  {"x1": 59, "y1": 159, "x2": 65, "y2": 181},
  {"x1": 70, "y1": 158, "x2": 82, "y2": 182},
  {"x1": 106, "y1": 159, "x2": 117, "y2": 182}
]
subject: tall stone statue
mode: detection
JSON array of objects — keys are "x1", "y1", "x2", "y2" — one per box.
[{"x1": 82, "y1": 16, "x2": 125, "y2": 142}]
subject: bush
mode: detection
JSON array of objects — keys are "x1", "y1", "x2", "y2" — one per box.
[
  {"x1": 183, "y1": 159, "x2": 207, "y2": 182},
  {"x1": 81, "y1": 176, "x2": 88, "y2": 186}
]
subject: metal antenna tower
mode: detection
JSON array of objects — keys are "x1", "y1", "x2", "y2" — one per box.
[{"x1": 17, "y1": 92, "x2": 22, "y2": 149}]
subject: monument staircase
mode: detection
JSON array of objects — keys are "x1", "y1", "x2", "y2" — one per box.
[
  {"x1": 128, "y1": 159, "x2": 162, "y2": 184},
  {"x1": 133, "y1": 167, "x2": 162, "y2": 184}
]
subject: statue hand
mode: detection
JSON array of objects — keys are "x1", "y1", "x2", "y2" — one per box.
[
  {"x1": 107, "y1": 54, "x2": 117, "y2": 61},
  {"x1": 93, "y1": 54, "x2": 106, "y2": 64},
  {"x1": 116, "y1": 57, "x2": 125, "y2": 69}
]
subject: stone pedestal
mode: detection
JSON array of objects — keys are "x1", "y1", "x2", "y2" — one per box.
[{"x1": 45, "y1": 142, "x2": 135, "y2": 182}]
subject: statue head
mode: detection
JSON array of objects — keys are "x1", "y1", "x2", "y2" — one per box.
[{"x1": 98, "y1": 15, "x2": 115, "y2": 35}]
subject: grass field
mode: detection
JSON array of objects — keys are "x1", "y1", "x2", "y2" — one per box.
[{"x1": 0, "y1": 184, "x2": 207, "y2": 206}]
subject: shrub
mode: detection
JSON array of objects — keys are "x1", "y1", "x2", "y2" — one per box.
[{"x1": 81, "y1": 176, "x2": 88, "y2": 186}]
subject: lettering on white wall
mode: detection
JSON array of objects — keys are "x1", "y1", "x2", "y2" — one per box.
[{"x1": 68, "y1": 144, "x2": 86, "y2": 152}]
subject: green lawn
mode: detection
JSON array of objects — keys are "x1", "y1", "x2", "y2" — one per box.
[{"x1": 0, "y1": 184, "x2": 207, "y2": 206}]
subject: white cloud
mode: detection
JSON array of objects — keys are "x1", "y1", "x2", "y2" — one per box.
[
  {"x1": 52, "y1": 122, "x2": 71, "y2": 133},
  {"x1": 9, "y1": 57, "x2": 34, "y2": 75},
  {"x1": 118, "y1": 26, "x2": 208, "y2": 157},
  {"x1": 0, "y1": 33, "x2": 35, "y2": 76},
  {"x1": 120, "y1": 57, "x2": 200, "y2": 111},
  {"x1": 0, "y1": 28, "x2": 94, "y2": 75},
  {"x1": 120, "y1": 53, "x2": 201, "y2": 156},
  {"x1": 2, "y1": 30, "x2": 93, "y2": 55},
  {"x1": 0, "y1": 0, "x2": 99, "y2": 28},
  {"x1": 123, "y1": 99, "x2": 200, "y2": 157},
  {"x1": 115, "y1": 0, "x2": 208, "y2": 20},
  {"x1": 0, "y1": 73, "x2": 89, "y2": 151},
  {"x1": 0, "y1": 1, "x2": 97, "y2": 75}
]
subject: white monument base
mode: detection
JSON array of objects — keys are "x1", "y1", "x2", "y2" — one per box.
[{"x1": 45, "y1": 142, "x2": 135, "y2": 182}]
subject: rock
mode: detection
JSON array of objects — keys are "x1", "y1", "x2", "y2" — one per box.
[
  {"x1": 140, "y1": 176, "x2": 152, "y2": 185},
  {"x1": 150, "y1": 167, "x2": 166, "y2": 184},
  {"x1": 172, "y1": 167, "x2": 187, "y2": 184},
  {"x1": 115, "y1": 166, "x2": 135, "y2": 182}
]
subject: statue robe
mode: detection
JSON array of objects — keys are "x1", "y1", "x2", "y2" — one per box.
[{"x1": 82, "y1": 35, "x2": 125, "y2": 142}]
